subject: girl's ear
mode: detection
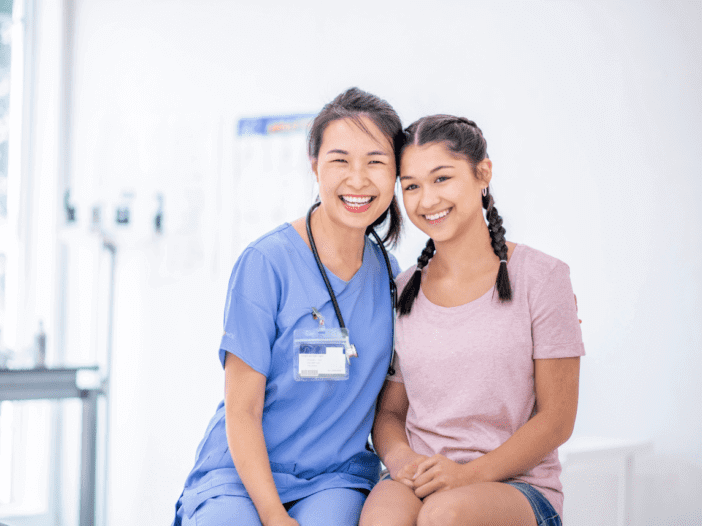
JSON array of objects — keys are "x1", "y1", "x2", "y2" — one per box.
[{"x1": 476, "y1": 158, "x2": 493, "y2": 186}]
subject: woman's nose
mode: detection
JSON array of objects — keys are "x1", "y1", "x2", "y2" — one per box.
[{"x1": 346, "y1": 164, "x2": 370, "y2": 189}]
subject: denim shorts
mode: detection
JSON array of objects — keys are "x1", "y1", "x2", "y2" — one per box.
[{"x1": 505, "y1": 482, "x2": 561, "y2": 526}]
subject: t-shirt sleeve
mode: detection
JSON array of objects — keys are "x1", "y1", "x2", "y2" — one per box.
[
  {"x1": 531, "y1": 261, "x2": 585, "y2": 359},
  {"x1": 218, "y1": 247, "x2": 280, "y2": 376}
]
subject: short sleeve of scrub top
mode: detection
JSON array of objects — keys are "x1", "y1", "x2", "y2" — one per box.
[{"x1": 219, "y1": 247, "x2": 280, "y2": 375}]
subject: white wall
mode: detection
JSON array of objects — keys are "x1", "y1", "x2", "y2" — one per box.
[{"x1": 50, "y1": 0, "x2": 702, "y2": 524}]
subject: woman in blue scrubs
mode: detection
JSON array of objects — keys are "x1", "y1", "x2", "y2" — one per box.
[{"x1": 173, "y1": 87, "x2": 404, "y2": 526}]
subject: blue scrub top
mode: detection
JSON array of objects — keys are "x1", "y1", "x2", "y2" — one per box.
[{"x1": 176, "y1": 223, "x2": 400, "y2": 520}]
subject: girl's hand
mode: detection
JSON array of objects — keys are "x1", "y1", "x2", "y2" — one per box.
[
  {"x1": 411, "y1": 454, "x2": 478, "y2": 499},
  {"x1": 391, "y1": 453, "x2": 429, "y2": 488}
]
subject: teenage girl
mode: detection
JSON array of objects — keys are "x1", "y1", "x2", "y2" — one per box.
[
  {"x1": 172, "y1": 88, "x2": 404, "y2": 526},
  {"x1": 360, "y1": 115, "x2": 584, "y2": 526}
]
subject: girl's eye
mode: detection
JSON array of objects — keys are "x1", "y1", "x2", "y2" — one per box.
[
  {"x1": 403, "y1": 184, "x2": 418, "y2": 191},
  {"x1": 435, "y1": 176, "x2": 450, "y2": 183},
  {"x1": 331, "y1": 158, "x2": 347, "y2": 163},
  {"x1": 369, "y1": 160, "x2": 385, "y2": 165}
]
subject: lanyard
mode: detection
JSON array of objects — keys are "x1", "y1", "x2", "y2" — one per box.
[{"x1": 305, "y1": 202, "x2": 397, "y2": 375}]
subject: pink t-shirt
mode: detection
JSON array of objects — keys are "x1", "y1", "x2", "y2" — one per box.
[{"x1": 388, "y1": 244, "x2": 585, "y2": 516}]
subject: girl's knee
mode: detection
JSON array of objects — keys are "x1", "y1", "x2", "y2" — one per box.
[
  {"x1": 359, "y1": 506, "x2": 393, "y2": 526},
  {"x1": 361, "y1": 481, "x2": 421, "y2": 526},
  {"x1": 417, "y1": 496, "x2": 463, "y2": 526}
]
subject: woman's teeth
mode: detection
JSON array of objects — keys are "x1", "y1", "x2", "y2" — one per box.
[
  {"x1": 342, "y1": 196, "x2": 372, "y2": 206},
  {"x1": 425, "y1": 209, "x2": 450, "y2": 221}
]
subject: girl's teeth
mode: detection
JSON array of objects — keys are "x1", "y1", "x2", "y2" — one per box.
[{"x1": 426, "y1": 209, "x2": 450, "y2": 221}]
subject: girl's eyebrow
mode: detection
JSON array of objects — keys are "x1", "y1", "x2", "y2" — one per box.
[
  {"x1": 400, "y1": 165, "x2": 455, "y2": 180},
  {"x1": 429, "y1": 165, "x2": 454, "y2": 173}
]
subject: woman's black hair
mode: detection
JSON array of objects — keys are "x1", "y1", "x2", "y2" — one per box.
[
  {"x1": 308, "y1": 87, "x2": 404, "y2": 248},
  {"x1": 397, "y1": 115, "x2": 512, "y2": 316}
]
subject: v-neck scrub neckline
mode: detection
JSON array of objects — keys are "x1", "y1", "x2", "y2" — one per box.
[{"x1": 284, "y1": 222, "x2": 368, "y2": 292}]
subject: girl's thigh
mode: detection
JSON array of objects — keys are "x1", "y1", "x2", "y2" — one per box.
[
  {"x1": 185, "y1": 495, "x2": 262, "y2": 526},
  {"x1": 359, "y1": 480, "x2": 423, "y2": 526},
  {"x1": 418, "y1": 482, "x2": 537, "y2": 526},
  {"x1": 287, "y1": 487, "x2": 367, "y2": 526}
]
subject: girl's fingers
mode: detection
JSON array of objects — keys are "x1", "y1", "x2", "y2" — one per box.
[
  {"x1": 398, "y1": 477, "x2": 414, "y2": 488},
  {"x1": 412, "y1": 465, "x2": 438, "y2": 489},
  {"x1": 396, "y1": 465, "x2": 414, "y2": 480},
  {"x1": 414, "y1": 477, "x2": 442, "y2": 499},
  {"x1": 413, "y1": 456, "x2": 439, "y2": 479}
]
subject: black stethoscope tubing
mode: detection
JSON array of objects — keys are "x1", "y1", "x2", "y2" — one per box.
[{"x1": 305, "y1": 201, "x2": 397, "y2": 375}]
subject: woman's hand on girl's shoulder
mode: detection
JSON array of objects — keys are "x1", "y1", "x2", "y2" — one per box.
[{"x1": 411, "y1": 454, "x2": 481, "y2": 499}]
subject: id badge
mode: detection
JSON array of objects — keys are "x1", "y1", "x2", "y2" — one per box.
[{"x1": 293, "y1": 328, "x2": 350, "y2": 381}]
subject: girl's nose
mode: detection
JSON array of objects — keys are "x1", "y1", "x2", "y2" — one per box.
[{"x1": 419, "y1": 187, "x2": 440, "y2": 209}]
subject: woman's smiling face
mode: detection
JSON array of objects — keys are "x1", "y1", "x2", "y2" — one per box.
[
  {"x1": 312, "y1": 116, "x2": 397, "y2": 233},
  {"x1": 400, "y1": 142, "x2": 491, "y2": 243}
]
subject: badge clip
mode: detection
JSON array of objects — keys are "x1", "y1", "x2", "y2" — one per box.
[
  {"x1": 312, "y1": 307, "x2": 325, "y2": 332},
  {"x1": 346, "y1": 343, "x2": 358, "y2": 364}
]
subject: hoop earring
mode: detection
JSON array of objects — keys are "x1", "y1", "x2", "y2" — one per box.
[{"x1": 482, "y1": 187, "x2": 488, "y2": 197}]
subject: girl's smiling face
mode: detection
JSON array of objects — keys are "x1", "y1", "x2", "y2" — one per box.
[
  {"x1": 312, "y1": 116, "x2": 397, "y2": 233},
  {"x1": 400, "y1": 142, "x2": 491, "y2": 243}
]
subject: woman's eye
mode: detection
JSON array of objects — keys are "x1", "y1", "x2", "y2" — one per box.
[
  {"x1": 331, "y1": 158, "x2": 347, "y2": 163},
  {"x1": 369, "y1": 160, "x2": 385, "y2": 165},
  {"x1": 435, "y1": 176, "x2": 450, "y2": 183},
  {"x1": 403, "y1": 184, "x2": 418, "y2": 191}
]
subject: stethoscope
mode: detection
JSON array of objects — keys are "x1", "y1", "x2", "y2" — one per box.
[{"x1": 306, "y1": 202, "x2": 397, "y2": 376}]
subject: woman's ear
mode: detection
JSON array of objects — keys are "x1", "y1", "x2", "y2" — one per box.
[
  {"x1": 310, "y1": 157, "x2": 319, "y2": 183},
  {"x1": 476, "y1": 158, "x2": 493, "y2": 186}
]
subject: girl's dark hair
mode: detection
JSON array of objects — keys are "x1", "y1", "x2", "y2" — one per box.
[
  {"x1": 308, "y1": 87, "x2": 404, "y2": 248},
  {"x1": 397, "y1": 115, "x2": 512, "y2": 316}
]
